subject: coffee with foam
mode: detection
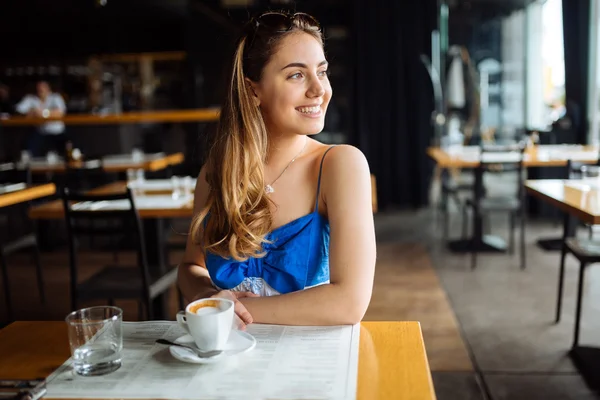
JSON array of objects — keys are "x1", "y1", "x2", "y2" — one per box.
[{"x1": 188, "y1": 299, "x2": 220, "y2": 315}]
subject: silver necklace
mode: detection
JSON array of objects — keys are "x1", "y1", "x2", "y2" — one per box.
[{"x1": 265, "y1": 138, "x2": 307, "y2": 194}]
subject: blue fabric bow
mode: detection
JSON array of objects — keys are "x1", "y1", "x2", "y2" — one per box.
[{"x1": 206, "y1": 213, "x2": 317, "y2": 294}]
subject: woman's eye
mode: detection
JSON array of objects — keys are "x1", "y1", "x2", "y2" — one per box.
[
  {"x1": 289, "y1": 72, "x2": 303, "y2": 79},
  {"x1": 318, "y1": 69, "x2": 329, "y2": 77}
]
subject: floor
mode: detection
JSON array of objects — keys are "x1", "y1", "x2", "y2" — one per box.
[
  {"x1": 377, "y1": 207, "x2": 600, "y2": 400},
  {"x1": 2, "y1": 199, "x2": 600, "y2": 399}
]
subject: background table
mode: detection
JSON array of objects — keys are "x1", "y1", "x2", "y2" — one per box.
[
  {"x1": 29, "y1": 181, "x2": 193, "y2": 220},
  {"x1": 0, "y1": 109, "x2": 220, "y2": 126},
  {"x1": 0, "y1": 320, "x2": 436, "y2": 400},
  {"x1": 525, "y1": 180, "x2": 600, "y2": 224},
  {"x1": 429, "y1": 145, "x2": 600, "y2": 252},
  {"x1": 427, "y1": 145, "x2": 599, "y2": 168},
  {"x1": 14, "y1": 152, "x2": 184, "y2": 174},
  {"x1": 525, "y1": 179, "x2": 600, "y2": 390}
]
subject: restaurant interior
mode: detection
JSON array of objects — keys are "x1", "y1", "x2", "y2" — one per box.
[{"x1": 1, "y1": 0, "x2": 600, "y2": 399}]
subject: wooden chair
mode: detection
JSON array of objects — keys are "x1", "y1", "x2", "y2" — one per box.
[
  {"x1": 0, "y1": 165, "x2": 44, "y2": 321},
  {"x1": 438, "y1": 169, "x2": 473, "y2": 241},
  {"x1": 61, "y1": 187, "x2": 178, "y2": 320},
  {"x1": 565, "y1": 157, "x2": 600, "y2": 239},
  {"x1": 555, "y1": 239, "x2": 600, "y2": 348},
  {"x1": 463, "y1": 144, "x2": 527, "y2": 269},
  {"x1": 63, "y1": 158, "x2": 111, "y2": 191}
]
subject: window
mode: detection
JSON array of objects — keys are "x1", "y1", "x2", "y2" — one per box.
[{"x1": 589, "y1": 0, "x2": 600, "y2": 144}]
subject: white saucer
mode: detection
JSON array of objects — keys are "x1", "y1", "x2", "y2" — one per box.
[{"x1": 169, "y1": 330, "x2": 256, "y2": 364}]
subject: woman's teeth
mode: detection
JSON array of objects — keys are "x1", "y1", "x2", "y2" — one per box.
[{"x1": 297, "y1": 106, "x2": 320, "y2": 114}]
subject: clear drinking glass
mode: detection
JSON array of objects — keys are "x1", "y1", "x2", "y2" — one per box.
[
  {"x1": 135, "y1": 169, "x2": 145, "y2": 183},
  {"x1": 46, "y1": 151, "x2": 58, "y2": 164},
  {"x1": 581, "y1": 165, "x2": 600, "y2": 180},
  {"x1": 131, "y1": 148, "x2": 143, "y2": 162},
  {"x1": 126, "y1": 168, "x2": 136, "y2": 184},
  {"x1": 20, "y1": 150, "x2": 31, "y2": 164},
  {"x1": 182, "y1": 176, "x2": 194, "y2": 194},
  {"x1": 171, "y1": 176, "x2": 181, "y2": 199},
  {"x1": 65, "y1": 306, "x2": 123, "y2": 376}
]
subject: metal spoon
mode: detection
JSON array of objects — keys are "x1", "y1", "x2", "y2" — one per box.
[{"x1": 156, "y1": 339, "x2": 223, "y2": 358}]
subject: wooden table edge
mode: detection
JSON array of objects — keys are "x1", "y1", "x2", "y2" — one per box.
[
  {"x1": 24, "y1": 152, "x2": 185, "y2": 174},
  {"x1": 28, "y1": 200, "x2": 193, "y2": 220},
  {"x1": 525, "y1": 181, "x2": 600, "y2": 225},
  {"x1": 361, "y1": 321, "x2": 436, "y2": 399},
  {"x1": 411, "y1": 321, "x2": 437, "y2": 399},
  {"x1": 426, "y1": 146, "x2": 599, "y2": 168},
  {"x1": 0, "y1": 109, "x2": 220, "y2": 126},
  {"x1": 0, "y1": 183, "x2": 56, "y2": 208}
]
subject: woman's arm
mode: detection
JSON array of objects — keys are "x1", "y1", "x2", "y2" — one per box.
[
  {"x1": 240, "y1": 145, "x2": 376, "y2": 325},
  {"x1": 177, "y1": 166, "x2": 219, "y2": 302},
  {"x1": 15, "y1": 96, "x2": 34, "y2": 115},
  {"x1": 177, "y1": 167, "x2": 259, "y2": 328}
]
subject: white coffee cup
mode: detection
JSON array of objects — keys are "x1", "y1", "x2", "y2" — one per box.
[{"x1": 176, "y1": 298, "x2": 234, "y2": 351}]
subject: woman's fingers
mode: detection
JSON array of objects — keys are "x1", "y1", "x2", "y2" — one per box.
[
  {"x1": 234, "y1": 314, "x2": 247, "y2": 331},
  {"x1": 233, "y1": 291, "x2": 260, "y2": 299},
  {"x1": 232, "y1": 291, "x2": 257, "y2": 324},
  {"x1": 234, "y1": 299, "x2": 254, "y2": 325},
  {"x1": 210, "y1": 290, "x2": 257, "y2": 325}
]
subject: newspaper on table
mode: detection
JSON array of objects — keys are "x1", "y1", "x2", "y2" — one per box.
[{"x1": 46, "y1": 321, "x2": 360, "y2": 400}]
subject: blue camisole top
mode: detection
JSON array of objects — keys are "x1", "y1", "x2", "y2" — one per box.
[{"x1": 205, "y1": 146, "x2": 336, "y2": 296}]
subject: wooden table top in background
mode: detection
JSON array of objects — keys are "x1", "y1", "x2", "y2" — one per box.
[
  {"x1": 525, "y1": 179, "x2": 600, "y2": 225},
  {"x1": 428, "y1": 145, "x2": 599, "y2": 168},
  {"x1": 0, "y1": 109, "x2": 220, "y2": 126},
  {"x1": 0, "y1": 183, "x2": 56, "y2": 208},
  {"x1": 20, "y1": 152, "x2": 184, "y2": 174},
  {"x1": 0, "y1": 320, "x2": 436, "y2": 400},
  {"x1": 29, "y1": 181, "x2": 193, "y2": 220},
  {"x1": 100, "y1": 152, "x2": 184, "y2": 173}
]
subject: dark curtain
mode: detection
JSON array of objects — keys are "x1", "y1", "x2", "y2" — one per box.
[
  {"x1": 351, "y1": 0, "x2": 437, "y2": 210},
  {"x1": 562, "y1": 0, "x2": 590, "y2": 144}
]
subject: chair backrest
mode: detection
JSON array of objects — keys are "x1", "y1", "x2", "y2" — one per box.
[
  {"x1": 565, "y1": 160, "x2": 583, "y2": 179},
  {"x1": 61, "y1": 187, "x2": 150, "y2": 300},
  {"x1": 474, "y1": 143, "x2": 526, "y2": 201},
  {"x1": 565, "y1": 148, "x2": 600, "y2": 179},
  {"x1": 62, "y1": 158, "x2": 107, "y2": 191}
]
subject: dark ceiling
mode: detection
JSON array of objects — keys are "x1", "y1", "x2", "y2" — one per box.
[
  {"x1": 0, "y1": 0, "x2": 187, "y2": 32},
  {"x1": 0, "y1": 0, "x2": 539, "y2": 59},
  {"x1": 0, "y1": 0, "x2": 538, "y2": 33}
]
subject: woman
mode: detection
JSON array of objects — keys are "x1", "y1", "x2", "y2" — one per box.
[{"x1": 178, "y1": 11, "x2": 376, "y2": 328}]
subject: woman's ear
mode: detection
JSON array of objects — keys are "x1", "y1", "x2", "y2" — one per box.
[{"x1": 244, "y1": 77, "x2": 261, "y2": 107}]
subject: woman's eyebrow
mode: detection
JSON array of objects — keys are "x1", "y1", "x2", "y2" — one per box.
[{"x1": 281, "y1": 60, "x2": 328, "y2": 70}]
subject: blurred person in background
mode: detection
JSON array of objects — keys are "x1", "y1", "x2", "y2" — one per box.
[{"x1": 16, "y1": 80, "x2": 67, "y2": 156}]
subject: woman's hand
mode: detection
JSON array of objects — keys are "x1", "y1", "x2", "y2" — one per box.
[{"x1": 210, "y1": 290, "x2": 259, "y2": 330}]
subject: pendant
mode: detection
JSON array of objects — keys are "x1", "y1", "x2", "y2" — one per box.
[{"x1": 265, "y1": 184, "x2": 274, "y2": 194}]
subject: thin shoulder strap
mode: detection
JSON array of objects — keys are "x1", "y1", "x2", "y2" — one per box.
[{"x1": 315, "y1": 145, "x2": 337, "y2": 211}]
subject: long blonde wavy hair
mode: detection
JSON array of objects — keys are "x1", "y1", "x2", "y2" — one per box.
[{"x1": 190, "y1": 12, "x2": 323, "y2": 261}]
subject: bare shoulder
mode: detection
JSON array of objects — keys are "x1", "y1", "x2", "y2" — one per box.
[
  {"x1": 322, "y1": 144, "x2": 370, "y2": 177},
  {"x1": 317, "y1": 145, "x2": 371, "y2": 211},
  {"x1": 306, "y1": 140, "x2": 368, "y2": 169}
]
